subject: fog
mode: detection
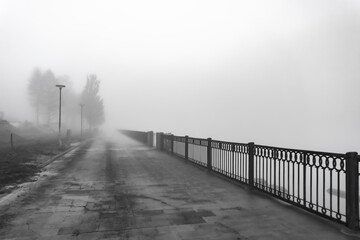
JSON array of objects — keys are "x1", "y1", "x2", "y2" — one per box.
[{"x1": 1, "y1": 0, "x2": 360, "y2": 153}]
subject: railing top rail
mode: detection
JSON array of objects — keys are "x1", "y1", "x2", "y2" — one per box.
[
  {"x1": 169, "y1": 134, "x2": 209, "y2": 142},
  {"x1": 188, "y1": 136, "x2": 208, "y2": 142},
  {"x1": 173, "y1": 135, "x2": 185, "y2": 138},
  {"x1": 160, "y1": 132, "x2": 351, "y2": 158},
  {"x1": 255, "y1": 144, "x2": 347, "y2": 158},
  {"x1": 211, "y1": 139, "x2": 248, "y2": 146}
]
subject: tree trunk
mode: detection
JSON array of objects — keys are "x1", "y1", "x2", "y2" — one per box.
[{"x1": 36, "y1": 101, "x2": 39, "y2": 126}]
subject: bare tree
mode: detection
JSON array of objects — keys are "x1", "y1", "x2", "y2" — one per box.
[
  {"x1": 28, "y1": 68, "x2": 42, "y2": 125},
  {"x1": 81, "y1": 74, "x2": 105, "y2": 129},
  {"x1": 28, "y1": 69, "x2": 63, "y2": 126},
  {"x1": 42, "y1": 70, "x2": 59, "y2": 125},
  {"x1": 59, "y1": 75, "x2": 80, "y2": 128}
]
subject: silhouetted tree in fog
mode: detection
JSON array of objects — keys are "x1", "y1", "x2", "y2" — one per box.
[
  {"x1": 58, "y1": 75, "x2": 80, "y2": 128},
  {"x1": 28, "y1": 68, "x2": 58, "y2": 126},
  {"x1": 28, "y1": 69, "x2": 82, "y2": 130},
  {"x1": 81, "y1": 75, "x2": 104, "y2": 129},
  {"x1": 42, "y1": 70, "x2": 59, "y2": 125},
  {"x1": 28, "y1": 69, "x2": 104, "y2": 132},
  {"x1": 28, "y1": 68, "x2": 42, "y2": 125}
]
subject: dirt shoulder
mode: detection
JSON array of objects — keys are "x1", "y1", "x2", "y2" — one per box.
[{"x1": 0, "y1": 138, "x2": 79, "y2": 195}]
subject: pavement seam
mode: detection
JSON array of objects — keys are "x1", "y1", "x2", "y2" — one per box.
[{"x1": 39, "y1": 140, "x2": 89, "y2": 168}]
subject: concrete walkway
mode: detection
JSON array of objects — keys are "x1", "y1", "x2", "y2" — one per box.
[{"x1": 0, "y1": 134, "x2": 359, "y2": 239}]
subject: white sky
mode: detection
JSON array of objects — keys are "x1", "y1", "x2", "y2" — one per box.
[{"x1": 1, "y1": 0, "x2": 360, "y2": 153}]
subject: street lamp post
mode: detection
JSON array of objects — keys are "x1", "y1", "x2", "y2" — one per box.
[
  {"x1": 56, "y1": 84, "x2": 66, "y2": 147},
  {"x1": 80, "y1": 104, "x2": 84, "y2": 139}
]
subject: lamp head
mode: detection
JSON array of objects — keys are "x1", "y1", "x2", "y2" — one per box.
[{"x1": 55, "y1": 84, "x2": 66, "y2": 88}]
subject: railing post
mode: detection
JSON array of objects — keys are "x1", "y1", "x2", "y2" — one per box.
[
  {"x1": 185, "y1": 135, "x2": 189, "y2": 160},
  {"x1": 248, "y1": 142, "x2": 255, "y2": 187},
  {"x1": 150, "y1": 131, "x2": 153, "y2": 147},
  {"x1": 231, "y1": 143, "x2": 235, "y2": 178},
  {"x1": 170, "y1": 134, "x2": 174, "y2": 155},
  {"x1": 345, "y1": 152, "x2": 359, "y2": 230},
  {"x1": 156, "y1": 133, "x2": 159, "y2": 150},
  {"x1": 147, "y1": 131, "x2": 153, "y2": 147},
  {"x1": 207, "y1": 138, "x2": 212, "y2": 170},
  {"x1": 159, "y1": 132, "x2": 164, "y2": 151}
]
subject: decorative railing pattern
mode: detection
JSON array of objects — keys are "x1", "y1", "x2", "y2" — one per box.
[
  {"x1": 211, "y1": 141, "x2": 249, "y2": 184},
  {"x1": 253, "y1": 145, "x2": 347, "y2": 223},
  {"x1": 121, "y1": 130, "x2": 359, "y2": 230}
]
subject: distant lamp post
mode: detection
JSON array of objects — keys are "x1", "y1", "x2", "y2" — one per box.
[
  {"x1": 55, "y1": 84, "x2": 66, "y2": 147},
  {"x1": 80, "y1": 104, "x2": 84, "y2": 139}
]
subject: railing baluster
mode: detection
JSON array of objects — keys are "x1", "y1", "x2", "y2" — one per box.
[
  {"x1": 170, "y1": 134, "x2": 174, "y2": 155},
  {"x1": 207, "y1": 138, "x2": 212, "y2": 170},
  {"x1": 345, "y1": 152, "x2": 359, "y2": 230},
  {"x1": 248, "y1": 142, "x2": 255, "y2": 187},
  {"x1": 316, "y1": 165, "x2": 319, "y2": 212},
  {"x1": 303, "y1": 152, "x2": 307, "y2": 207},
  {"x1": 219, "y1": 145, "x2": 221, "y2": 172},
  {"x1": 185, "y1": 135, "x2": 189, "y2": 160},
  {"x1": 275, "y1": 149, "x2": 278, "y2": 194},
  {"x1": 232, "y1": 143, "x2": 235, "y2": 179}
]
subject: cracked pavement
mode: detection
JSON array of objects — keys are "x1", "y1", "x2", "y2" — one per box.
[{"x1": 0, "y1": 133, "x2": 358, "y2": 239}]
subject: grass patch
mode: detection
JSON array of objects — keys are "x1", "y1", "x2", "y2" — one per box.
[{"x1": 0, "y1": 139, "x2": 70, "y2": 193}]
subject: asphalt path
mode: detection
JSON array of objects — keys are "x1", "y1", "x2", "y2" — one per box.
[{"x1": 0, "y1": 133, "x2": 359, "y2": 239}]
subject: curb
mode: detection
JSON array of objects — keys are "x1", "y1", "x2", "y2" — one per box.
[
  {"x1": 39, "y1": 143, "x2": 82, "y2": 168},
  {"x1": 0, "y1": 140, "x2": 90, "y2": 208}
]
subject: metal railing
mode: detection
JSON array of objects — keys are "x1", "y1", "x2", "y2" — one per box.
[
  {"x1": 212, "y1": 140, "x2": 249, "y2": 184},
  {"x1": 120, "y1": 129, "x2": 153, "y2": 147},
  {"x1": 252, "y1": 144, "x2": 349, "y2": 224},
  {"x1": 122, "y1": 130, "x2": 359, "y2": 230}
]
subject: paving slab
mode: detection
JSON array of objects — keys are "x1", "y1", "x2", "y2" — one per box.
[{"x1": 0, "y1": 134, "x2": 359, "y2": 239}]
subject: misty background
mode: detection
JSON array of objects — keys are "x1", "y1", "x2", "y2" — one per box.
[{"x1": 0, "y1": 0, "x2": 360, "y2": 153}]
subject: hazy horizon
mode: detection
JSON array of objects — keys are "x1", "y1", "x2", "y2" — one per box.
[{"x1": 1, "y1": 0, "x2": 360, "y2": 153}]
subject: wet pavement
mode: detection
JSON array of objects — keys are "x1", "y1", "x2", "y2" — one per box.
[{"x1": 0, "y1": 133, "x2": 359, "y2": 239}]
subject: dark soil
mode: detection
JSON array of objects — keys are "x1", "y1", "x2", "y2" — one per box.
[{"x1": 0, "y1": 139, "x2": 71, "y2": 193}]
